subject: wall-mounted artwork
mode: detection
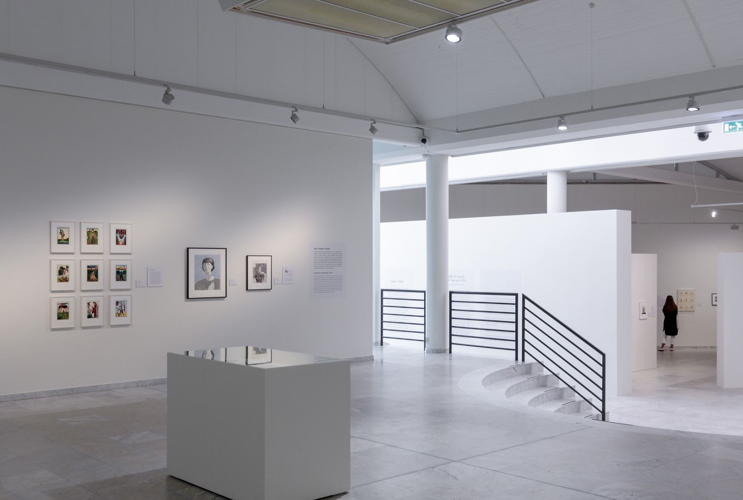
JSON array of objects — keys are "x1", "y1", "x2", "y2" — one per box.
[
  {"x1": 51, "y1": 221, "x2": 75, "y2": 254},
  {"x1": 51, "y1": 297, "x2": 75, "y2": 329},
  {"x1": 246, "y1": 255, "x2": 272, "y2": 291},
  {"x1": 247, "y1": 346, "x2": 272, "y2": 365},
  {"x1": 80, "y1": 222, "x2": 104, "y2": 254},
  {"x1": 639, "y1": 301, "x2": 648, "y2": 321},
  {"x1": 187, "y1": 248, "x2": 227, "y2": 299},
  {"x1": 110, "y1": 260, "x2": 132, "y2": 290},
  {"x1": 110, "y1": 295, "x2": 132, "y2": 326},
  {"x1": 712, "y1": 293, "x2": 718, "y2": 306},
  {"x1": 50, "y1": 260, "x2": 75, "y2": 292},
  {"x1": 81, "y1": 296, "x2": 104, "y2": 328},
  {"x1": 110, "y1": 223, "x2": 132, "y2": 254},
  {"x1": 80, "y1": 259, "x2": 104, "y2": 291},
  {"x1": 677, "y1": 288, "x2": 695, "y2": 312}
]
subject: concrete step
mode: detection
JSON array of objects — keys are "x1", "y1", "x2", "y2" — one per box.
[
  {"x1": 481, "y1": 362, "x2": 543, "y2": 387},
  {"x1": 485, "y1": 373, "x2": 559, "y2": 398},
  {"x1": 539, "y1": 397, "x2": 593, "y2": 414},
  {"x1": 509, "y1": 385, "x2": 576, "y2": 407}
]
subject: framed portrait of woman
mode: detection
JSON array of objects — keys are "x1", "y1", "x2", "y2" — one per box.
[
  {"x1": 187, "y1": 248, "x2": 227, "y2": 299},
  {"x1": 246, "y1": 255, "x2": 272, "y2": 291}
]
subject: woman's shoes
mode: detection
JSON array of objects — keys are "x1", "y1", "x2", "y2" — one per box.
[
  {"x1": 670, "y1": 345, "x2": 674, "y2": 351},
  {"x1": 658, "y1": 343, "x2": 665, "y2": 352}
]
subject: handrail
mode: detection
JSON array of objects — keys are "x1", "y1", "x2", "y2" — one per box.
[
  {"x1": 381, "y1": 289, "x2": 426, "y2": 350},
  {"x1": 449, "y1": 291, "x2": 519, "y2": 360},
  {"x1": 522, "y1": 294, "x2": 606, "y2": 421}
]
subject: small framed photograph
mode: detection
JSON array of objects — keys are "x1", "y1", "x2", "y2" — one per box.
[
  {"x1": 246, "y1": 255, "x2": 272, "y2": 291},
  {"x1": 187, "y1": 248, "x2": 227, "y2": 299},
  {"x1": 110, "y1": 260, "x2": 132, "y2": 290},
  {"x1": 80, "y1": 259, "x2": 104, "y2": 291},
  {"x1": 51, "y1": 297, "x2": 75, "y2": 329},
  {"x1": 110, "y1": 223, "x2": 132, "y2": 254},
  {"x1": 247, "y1": 346, "x2": 272, "y2": 365},
  {"x1": 712, "y1": 293, "x2": 718, "y2": 306},
  {"x1": 81, "y1": 296, "x2": 104, "y2": 328},
  {"x1": 51, "y1": 221, "x2": 75, "y2": 254},
  {"x1": 51, "y1": 260, "x2": 75, "y2": 292},
  {"x1": 639, "y1": 301, "x2": 648, "y2": 321},
  {"x1": 110, "y1": 295, "x2": 132, "y2": 326},
  {"x1": 80, "y1": 222, "x2": 104, "y2": 254}
]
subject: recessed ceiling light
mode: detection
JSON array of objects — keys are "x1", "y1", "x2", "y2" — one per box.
[
  {"x1": 445, "y1": 25, "x2": 462, "y2": 43},
  {"x1": 686, "y1": 97, "x2": 700, "y2": 112},
  {"x1": 557, "y1": 116, "x2": 568, "y2": 131}
]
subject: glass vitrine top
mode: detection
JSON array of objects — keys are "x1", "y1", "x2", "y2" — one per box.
[{"x1": 173, "y1": 346, "x2": 343, "y2": 368}]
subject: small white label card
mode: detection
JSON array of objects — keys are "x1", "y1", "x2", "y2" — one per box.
[
  {"x1": 282, "y1": 266, "x2": 295, "y2": 284},
  {"x1": 147, "y1": 267, "x2": 163, "y2": 287}
]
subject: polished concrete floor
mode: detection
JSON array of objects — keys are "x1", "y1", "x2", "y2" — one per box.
[
  {"x1": 2, "y1": 346, "x2": 743, "y2": 499},
  {"x1": 610, "y1": 348, "x2": 743, "y2": 436}
]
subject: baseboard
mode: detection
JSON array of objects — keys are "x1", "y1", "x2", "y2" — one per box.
[
  {"x1": 425, "y1": 348, "x2": 449, "y2": 354},
  {"x1": 0, "y1": 378, "x2": 167, "y2": 403}
]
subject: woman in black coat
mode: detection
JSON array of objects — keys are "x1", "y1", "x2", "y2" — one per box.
[{"x1": 658, "y1": 295, "x2": 678, "y2": 352}]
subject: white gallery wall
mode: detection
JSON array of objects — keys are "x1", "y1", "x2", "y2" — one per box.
[
  {"x1": 717, "y1": 253, "x2": 743, "y2": 388},
  {"x1": 382, "y1": 183, "x2": 743, "y2": 346},
  {"x1": 631, "y1": 254, "x2": 657, "y2": 372},
  {"x1": 0, "y1": 86, "x2": 372, "y2": 397},
  {"x1": 381, "y1": 211, "x2": 632, "y2": 396}
]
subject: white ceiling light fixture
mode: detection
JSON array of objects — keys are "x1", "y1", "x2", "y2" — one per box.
[
  {"x1": 162, "y1": 85, "x2": 174, "y2": 105},
  {"x1": 711, "y1": 209, "x2": 718, "y2": 218},
  {"x1": 290, "y1": 107, "x2": 300, "y2": 124},
  {"x1": 370, "y1": 121, "x2": 378, "y2": 136},
  {"x1": 557, "y1": 116, "x2": 568, "y2": 131},
  {"x1": 445, "y1": 25, "x2": 462, "y2": 43},
  {"x1": 686, "y1": 97, "x2": 700, "y2": 112}
]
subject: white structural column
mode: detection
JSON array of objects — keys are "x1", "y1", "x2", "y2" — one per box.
[
  {"x1": 547, "y1": 171, "x2": 568, "y2": 213},
  {"x1": 372, "y1": 163, "x2": 382, "y2": 346},
  {"x1": 425, "y1": 155, "x2": 450, "y2": 353},
  {"x1": 718, "y1": 253, "x2": 743, "y2": 388}
]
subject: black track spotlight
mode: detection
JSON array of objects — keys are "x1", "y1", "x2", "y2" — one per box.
[
  {"x1": 370, "y1": 120, "x2": 378, "y2": 136},
  {"x1": 557, "y1": 116, "x2": 568, "y2": 131},
  {"x1": 445, "y1": 24, "x2": 462, "y2": 43},
  {"x1": 290, "y1": 107, "x2": 300, "y2": 124},
  {"x1": 162, "y1": 86, "x2": 174, "y2": 105},
  {"x1": 686, "y1": 96, "x2": 700, "y2": 112}
]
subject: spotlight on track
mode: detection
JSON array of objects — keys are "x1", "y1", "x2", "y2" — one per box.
[
  {"x1": 557, "y1": 116, "x2": 568, "y2": 131},
  {"x1": 445, "y1": 24, "x2": 462, "y2": 43},
  {"x1": 290, "y1": 107, "x2": 300, "y2": 124},
  {"x1": 162, "y1": 86, "x2": 174, "y2": 105},
  {"x1": 370, "y1": 121, "x2": 378, "y2": 136},
  {"x1": 711, "y1": 210, "x2": 718, "y2": 218},
  {"x1": 686, "y1": 96, "x2": 700, "y2": 112}
]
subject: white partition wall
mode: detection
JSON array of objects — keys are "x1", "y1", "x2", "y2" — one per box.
[
  {"x1": 0, "y1": 86, "x2": 372, "y2": 398},
  {"x1": 631, "y1": 254, "x2": 658, "y2": 372},
  {"x1": 382, "y1": 210, "x2": 632, "y2": 396},
  {"x1": 717, "y1": 253, "x2": 743, "y2": 388}
]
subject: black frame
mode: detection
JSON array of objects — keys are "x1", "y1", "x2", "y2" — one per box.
[
  {"x1": 186, "y1": 247, "x2": 228, "y2": 300},
  {"x1": 380, "y1": 289, "x2": 426, "y2": 349},
  {"x1": 449, "y1": 292, "x2": 519, "y2": 360},
  {"x1": 246, "y1": 346, "x2": 273, "y2": 365},
  {"x1": 521, "y1": 294, "x2": 606, "y2": 421},
  {"x1": 246, "y1": 255, "x2": 273, "y2": 291}
]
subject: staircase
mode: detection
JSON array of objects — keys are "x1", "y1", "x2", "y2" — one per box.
[{"x1": 483, "y1": 362, "x2": 602, "y2": 420}]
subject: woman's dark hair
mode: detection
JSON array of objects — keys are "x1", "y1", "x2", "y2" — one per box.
[
  {"x1": 201, "y1": 257, "x2": 215, "y2": 272},
  {"x1": 663, "y1": 295, "x2": 678, "y2": 314}
]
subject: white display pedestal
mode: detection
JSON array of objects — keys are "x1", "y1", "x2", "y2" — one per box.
[{"x1": 167, "y1": 347, "x2": 350, "y2": 500}]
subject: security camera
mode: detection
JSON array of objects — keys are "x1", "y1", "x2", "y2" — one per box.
[
  {"x1": 694, "y1": 125, "x2": 712, "y2": 142},
  {"x1": 421, "y1": 136, "x2": 428, "y2": 145}
]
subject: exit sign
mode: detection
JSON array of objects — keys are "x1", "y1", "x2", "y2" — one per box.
[{"x1": 723, "y1": 121, "x2": 743, "y2": 133}]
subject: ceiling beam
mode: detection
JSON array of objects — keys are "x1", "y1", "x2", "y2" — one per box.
[
  {"x1": 698, "y1": 160, "x2": 741, "y2": 182},
  {"x1": 602, "y1": 167, "x2": 743, "y2": 193}
]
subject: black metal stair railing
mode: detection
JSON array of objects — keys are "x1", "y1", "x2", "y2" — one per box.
[
  {"x1": 522, "y1": 294, "x2": 606, "y2": 421},
  {"x1": 381, "y1": 289, "x2": 426, "y2": 349},
  {"x1": 449, "y1": 291, "x2": 518, "y2": 360}
]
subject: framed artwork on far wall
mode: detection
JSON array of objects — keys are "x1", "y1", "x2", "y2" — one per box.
[
  {"x1": 246, "y1": 255, "x2": 272, "y2": 291},
  {"x1": 110, "y1": 223, "x2": 132, "y2": 254},
  {"x1": 51, "y1": 297, "x2": 75, "y2": 330},
  {"x1": 247, "y1": 346, "x2": 272, "y2": 365},
  {"x1": 81, "y1": 296, "x2": 104, "y2": 328},
  {"x1": 110, "y1": 295, "x2": 132, "y2": 326},
  {"x1": 187, "y1": 248, "x2": 227, "y2": 299},
  {"x1": 712, "y1": 293, "x2": 718, "y2": 306},
  {"x1": 639, "y1": 301, "x2": 648, "y2": 321},
  {"x1": 51, "y1": 221, "x2": 75, "y2": 254},
  {"x1": 80, "y1": 222, "x2": 104, "y2": 254},
  {"x1": 50, "y1": 260, "x2": 75, "y2": 292},
  {"x1": 80, "y1": 259, "x2": 104, "y2": 291},
  {"x1": 110, "y1": 260, "x2": 132, "y2": 290}
]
